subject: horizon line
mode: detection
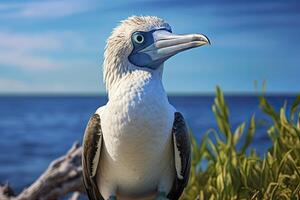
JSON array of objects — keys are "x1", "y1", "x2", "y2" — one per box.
[{"x1": 0, "y1": 91, "x2": 298, "y2": 97}]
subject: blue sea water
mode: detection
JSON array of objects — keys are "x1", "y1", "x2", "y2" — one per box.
[{"x1": 0, "y1": 95, "x2": 297, "y2": 193}]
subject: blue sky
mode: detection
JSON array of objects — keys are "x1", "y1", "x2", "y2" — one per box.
[{"x1": 0, "y1": 0, "x2": 299, "y2": 94}]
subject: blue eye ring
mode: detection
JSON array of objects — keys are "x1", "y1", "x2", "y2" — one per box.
[{"x1": 133, "y1": 33, "x2": 144, "y2": 44}]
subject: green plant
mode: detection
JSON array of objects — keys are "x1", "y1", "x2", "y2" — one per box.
[{"x1": 181, "y1": 87, "x2": 300, "y2": 200}]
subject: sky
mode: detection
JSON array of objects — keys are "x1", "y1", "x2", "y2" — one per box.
[{"x1": 0, "y1": 0, "x2": 299, "y2": 94}]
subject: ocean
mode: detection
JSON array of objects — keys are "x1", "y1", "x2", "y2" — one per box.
[{"x1": 0, "y1": 95, "x2": 297, "y2": 193}]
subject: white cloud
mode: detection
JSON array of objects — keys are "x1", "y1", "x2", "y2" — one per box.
[
  {"x1": 0, "y1": 0, "x2": 99, "y2": 19},
  {"x1": 0, "y1": 31, "x2": 62, "y2": 51},
  {"x1": 0, "y1": 77, "x2": 65, "y2": 93},
  {"x1": 0, "y1": 78, "x2": 28, "y2": 92},
  {"x1": 0, "y1": 30, "x2": 97, "y2": 52},
  {"x1": 0, "y1": 76, "x2": 102, "y2": 94},
  {"x1": 0, "y1": 50, "x2": 59, "y2": 69},
  {"x1": 0, "y1": 48, "x2": 97, "y2": 70},
  {"x1": 0, "y1": 30, "x2": 99, "y2": 70}
]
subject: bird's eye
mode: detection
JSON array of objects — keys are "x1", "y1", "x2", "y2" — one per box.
[{"x1": 133, "y1": 34, "x2": 144, "y2": 44}]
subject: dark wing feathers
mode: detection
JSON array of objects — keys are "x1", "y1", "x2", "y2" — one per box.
[
  {"x1": 167, "y1": 112, "x2": 191, "y2": 200},
  {"x1": 82, "y1": 114, "x2": 104, "y2": 200}
]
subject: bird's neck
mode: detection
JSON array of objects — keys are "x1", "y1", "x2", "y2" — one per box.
[{"x1": 107, "y1": 65, "x2": 166, "y2": 101}]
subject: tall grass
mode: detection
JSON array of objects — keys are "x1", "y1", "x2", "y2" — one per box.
[{"x1": 181, "y1": 87, "x2": 300, "y2": 200}]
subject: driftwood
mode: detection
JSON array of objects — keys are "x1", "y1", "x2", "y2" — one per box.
[{"x1": 0, "y1": 142, "x2": 85, "y2": 200}]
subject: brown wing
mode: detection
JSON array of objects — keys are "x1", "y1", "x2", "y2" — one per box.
[
  {"x1": 82, "y1": 114, "x2": 104, "y2": 200},
  {"x1": 167, "y1": 112, "x2": 191, "y2": 200}
]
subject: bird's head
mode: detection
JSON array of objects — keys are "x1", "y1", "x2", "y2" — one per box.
[{"x1": 103, "y1": 16, "x2": 210, "y2": 91}]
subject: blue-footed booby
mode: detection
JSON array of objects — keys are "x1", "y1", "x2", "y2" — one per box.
[{"x1": 82, "y1": 16, "x2": 210, "y2": 200}]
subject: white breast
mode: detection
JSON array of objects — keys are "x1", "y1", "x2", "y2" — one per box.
[{"x1": 96, "y1": 70, "x2": 176, "y2": 198}]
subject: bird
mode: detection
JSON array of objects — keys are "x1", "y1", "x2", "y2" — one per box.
[{"x1": 82, "y1": 16, "x2": 210, "y2": 200}]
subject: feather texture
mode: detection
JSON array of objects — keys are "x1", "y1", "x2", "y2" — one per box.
[
  {"x1": 167, "y1": 112, "x2": 191, "y2": 200},
  {"x1": 82, "y1": 114, "x2": 104, "y2": 200}
]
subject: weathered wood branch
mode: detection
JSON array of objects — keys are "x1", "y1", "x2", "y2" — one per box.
[
  {"x1": 0, "y1": 142, "x2": 85, "y2": 200},
  {"x1": 69, "y1": 192, "x2": 81, "y2": 200}
]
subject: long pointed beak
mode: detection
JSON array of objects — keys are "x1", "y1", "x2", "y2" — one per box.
[{"x1": 141, "y1": 30, "x2": 210, "y2": 66}]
